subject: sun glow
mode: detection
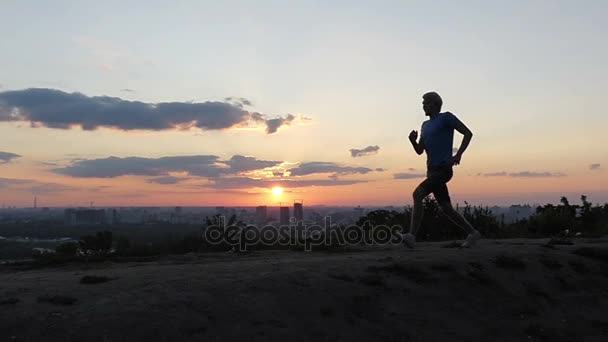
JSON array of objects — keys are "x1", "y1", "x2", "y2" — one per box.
[{"x1": 272, "y1": 186, "x2": 284, "y2": 197}]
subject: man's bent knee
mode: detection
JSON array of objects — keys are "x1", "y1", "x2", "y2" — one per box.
[
  {"x1": 413, "y1": 187, "x2": 427, "y2": 202},
  {"x1": 439, "y1": 201, "x2": 454, "y2": 213}
]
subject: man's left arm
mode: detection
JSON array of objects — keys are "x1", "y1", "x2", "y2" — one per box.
[{"x1": 449, "y1": 113, "x2": 473, "y2": 165}]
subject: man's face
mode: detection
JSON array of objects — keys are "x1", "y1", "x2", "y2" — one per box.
[{"x1": 422, "y1": 99, "x2": 439, "y2": 116}]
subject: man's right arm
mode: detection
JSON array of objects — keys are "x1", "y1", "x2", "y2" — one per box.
[{"x1": 409, "y1": 130, "x2": 425, "y2": 155}]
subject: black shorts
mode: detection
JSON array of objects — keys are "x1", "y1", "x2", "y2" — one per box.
[{"x1": 419, "y1": 165, "x2": 453, "y2": 204}]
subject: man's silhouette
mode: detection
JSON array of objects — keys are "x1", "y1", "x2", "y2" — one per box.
[{"x1": 402, "y1": 92, "x2": 481, "y2": 248}]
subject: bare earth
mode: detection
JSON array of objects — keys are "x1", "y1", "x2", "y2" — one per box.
[{"x1": 2, "y1": 238, "x2": 608, "y2": 342}]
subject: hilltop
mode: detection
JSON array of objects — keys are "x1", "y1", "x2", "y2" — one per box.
[{"x1": 2, "y1": 238, "x2": 608, "y2": 341}]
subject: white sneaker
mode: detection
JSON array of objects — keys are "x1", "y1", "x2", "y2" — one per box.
[
  {"x1": 461, "y1": 230, "x2": 481, "y2": 248},
  {"x1": 401, "y1": 233, "x2": 416, "y2": 249}
]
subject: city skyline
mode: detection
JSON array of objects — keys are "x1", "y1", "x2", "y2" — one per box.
[{"x1": 1, "y1": 1, "x2": 607, "y2": 207}]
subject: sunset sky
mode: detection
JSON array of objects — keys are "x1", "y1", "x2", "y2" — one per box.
[{"x1": 1, "y1": 1, "x2": 607, "y2": 207}]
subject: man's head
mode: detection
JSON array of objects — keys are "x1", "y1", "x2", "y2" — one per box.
[{"x1": 422, "y1": 92, "x2": 442, "y2": 116}]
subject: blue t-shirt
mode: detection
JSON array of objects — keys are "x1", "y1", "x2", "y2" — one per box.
[{"x1": 421, "y1": 112, "x2": 459, "y2": 167}]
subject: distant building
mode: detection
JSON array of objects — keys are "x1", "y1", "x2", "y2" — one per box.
[
  {"x1": 293, "y1": 201, "x2": 304, "y2": 222},
  {"x1": 256, "y1": 205, "x2": 267, "y2": 225},
  {"x1": 64, "y1": 208, "x2": 106, "y2": 225},
  {"x1": 280, "y1": 206, "x2": 290, "y2": 225}
]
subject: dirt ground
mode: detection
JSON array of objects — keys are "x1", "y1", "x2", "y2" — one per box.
[{"x1": 2, "y1": 238, "x2": 608, "y2": 341}]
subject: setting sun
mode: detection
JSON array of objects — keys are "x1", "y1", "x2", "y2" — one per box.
[{"x1": 272, "y1": 186, "x2": 284, "y2": 197}]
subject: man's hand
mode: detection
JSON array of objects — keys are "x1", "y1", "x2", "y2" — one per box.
[
  {"x1": 452, "y1": 153, "x2": 462, "y2": 166},
  {"x1": 409, "y1": 130, "x2": 418, "y2": 142}
]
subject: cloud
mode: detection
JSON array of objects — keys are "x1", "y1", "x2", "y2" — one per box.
[
  {"x1": 481, "y1": 172, "x2": 507, "y2": 177},
  {"x1": 53, "y1": 155, "x2": 224, "y2": 178},
  {"x1": 120, "y1": 88, "x2": 135, "y2": 93},
  {"x1": 393, "y1": 173, "x2": 425, "y2": 179},
  {"x1": 0, "y1": 151, "x2": 21, "y2": 163},
  {"x1": 350, "y1": 145, "x2": 380, "y2": 158},
  {"x1": 224, "y1": 97, "x2": 252, "y2": 107},
  {"x1": 52, "y1": 154, "x2": 284, "y2": 178},
  {"x1": 262, "y1": 114, "x2": 295, "y2": 134},
  {"x1": 288, "y1": 162, "x2": 376, "y2": 177},
  {"x1": 29, "y1": 183, "x2": 77, "y2": 195},
  {"x1": 508, "y1": 171, "x2": 566, "y2": 178},
  {"x1": 0, "y1": 177, "x2": 31, "y2": 188},
  {"x1": 205, "y1": 177, "x2": 367, "y2": 189},
  {"x1": 0, "y1": 177, "x2": 76, "y2": 194},
  {"x1": 37, "y1": 161, "x2": 59, "y2": 167},
  {"x1": 590, "y1": 163, "x2": 601, "y2": 170},
  {"x1": 480, "y1": 171, "x2": 565, "y2": 178},
  {"x1": 0, "y1": 88, "x2": 306, "y2": 134},
  {"x1": 225, "y1": 155, "x2": 282, "y2": 173},
  {"x1": 145, "y1": 176, "x2": 190, "y2": 184}
]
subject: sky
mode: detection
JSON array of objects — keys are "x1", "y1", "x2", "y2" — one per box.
[{"x1": 0, "y1": 0, "x2": 607, "y2": 207}]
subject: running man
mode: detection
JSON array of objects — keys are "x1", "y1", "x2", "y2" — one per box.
[{"x1": 402, "y1": 92, "x2": 481, "y2": 248}]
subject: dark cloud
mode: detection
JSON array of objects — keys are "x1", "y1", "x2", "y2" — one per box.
[
  {"x1": 225, "y1": 155, "x2": 281, "y2": 173},
  {"x1": 120, "y1": 88, "x2": 135, "y2": 93},
  {"x1": 53, "y1": 155, "x2": 223, "y2": 178},
  {"x1": 350, "y1": 145, "x2": 380, "y2": 158},
  {"x1": 509, "y1": 171, "x2": 566, "y2": 178},
  {"x1": 0, "y1": 177, "x2": 31, "y2": 188},
  {"x1": 375, "y1": 168, "x2": 385, "y2": 172},
  {"x1": 37, "y1": 161, "x2": 59, "y2": 167},
  {"x1": 146, "y1": 176, "x2": 190, "y2": 184},
  {"x1": 0, "y1": 151, "x2": 21, "y2": 163},
  {"x1": 590, "y1": 163, "x2": 601, "y2": 170},
  {"x1": 272, "y1": 171, "x2": 285, "y2": 177},
  {"x1": 393, "y1": 173, "x2": 425, "y2": 179},
  {"x1": 0, "y1": 177, "x2": 75, "y2": 194},
  {"x1": 206, "y1": 177, "x2": 367, "y2": 189},
  {"x1": 408, "y1": 168, "x2": 416, "y2": 171},
  {"x1": 30, "y1": 183, "x2": 76, "y2": 195},
  {"x1": 288, "y1": 162, "x2": 375, "y2": 177},
  {"x1": 481, "y1": 172, "x2": 507, "y2": 177},
  {"x1": 0, "y1": 88, "x2": 304, "y2": 134},
  {"x1": 480, "y1": 171, "x2": 566, "y2": 178},
  {"x1": 224, "y1": 97, "x2": 252, "y2": 107},
  {"x1": 262, "y1": 114, "x2": 295, "y2": 134},
  {"x1": 52, "y1": 155, "x2": 284, "y2": 178}
]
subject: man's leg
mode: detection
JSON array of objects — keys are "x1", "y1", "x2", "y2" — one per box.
[
  {"x1": 438, "y1": 200, "x2": 476, "y2": 235},
  {"x1": 409, "y1": 185, "x2": 430, "y2": 235},
  {"x1": 434, "y1": 183, "x2": 481, "y2": 247},
  {"x1": 401, "y1": 184, "x2": 431, "y2": 248}
]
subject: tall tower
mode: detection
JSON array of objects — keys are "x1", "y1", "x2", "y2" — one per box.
[
  {"x1": 293, "y1": 200, "x2": 304, "y2": 222},
  {"x1": 256, "y1": 205, "x2": 267, "y2": 225},
  {"x1": 34, "y1": 196, "x2": 37, "y2": 209},
  {"x1": 279, "y1": 206, "x2": 290, "y2": 226}
]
